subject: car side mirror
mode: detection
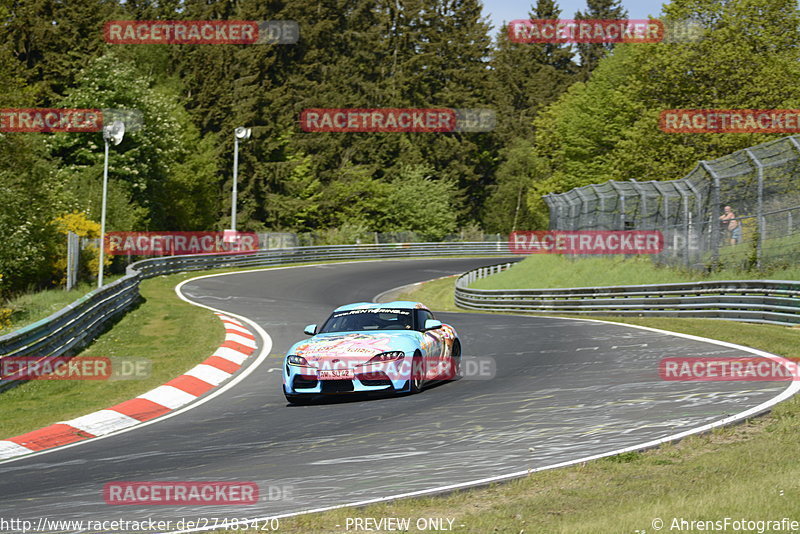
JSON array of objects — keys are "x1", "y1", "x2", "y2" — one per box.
[
  {"x1": 303, "y1": 324, "x2": 317, "y2": 335},
  {"x1": 424, "y1": 319, "x2": 442, "y2": 331}
]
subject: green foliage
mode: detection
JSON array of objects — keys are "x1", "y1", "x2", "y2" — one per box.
[
  {"x1": 529, "y1": 0, "x2": 800, "y2": 220},
  {"x1": 575, "y1": 0, "x2": 628, "y2": 78},
  {"x1": 383, "y1": 165, "x2": 458, "y2": 240},
  {"x1": 1, "y1": 0, "x2": 115, "y2": 103},
  {"x1": 0, "y1": 107, "x2": 62, "y2": 295},
  {"x1": 48, "y1": 52, "x2": 219, "y2": 231},
  {"x1": 0, "y1": 23, "x2": 63, "y2": 296},
  {"x1": 320, "y1": 163, "x2": 390, "y2": 229},
  {"x1": 304, "y1": 223, "x2": 373, "y2": 246},
  {"x1": 3, "y1": 0, "x2": 794, "y2": 293},
  {"x1": 483, "y1": 138, "x2": 548, "y2": 232},
  {"x1": 489, "y1": 0, "x2": 579, "y2": 142},
  {"x1": 51, "y1": 211, "x2": 109, "y2": 284}
]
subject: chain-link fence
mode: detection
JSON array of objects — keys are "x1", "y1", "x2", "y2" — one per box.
[{"x1": 543, "y1": 135, "x2": 800, "y2": 270}]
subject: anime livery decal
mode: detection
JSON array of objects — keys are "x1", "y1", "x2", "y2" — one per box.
[{"x1": 282, "y1": 301, "x2": 461, "y2": 403}]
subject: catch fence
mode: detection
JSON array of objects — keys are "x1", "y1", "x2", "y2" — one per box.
[{"x1": 543, "y1": 135, "x2": 800, "y2": 270}]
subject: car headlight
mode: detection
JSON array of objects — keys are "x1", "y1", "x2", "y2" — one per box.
[
  {"x1": 364, "y1": 351, "x2": 405, "y2": 365},
  {"x1": 287, "y1": 355, "x2": 309, "y2": 366}
]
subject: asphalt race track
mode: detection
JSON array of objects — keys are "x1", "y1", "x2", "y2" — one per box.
[{"x1": 0, "y1": 257, "x2": 793, "y2": 532}]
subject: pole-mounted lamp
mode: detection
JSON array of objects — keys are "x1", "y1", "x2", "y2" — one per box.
[
  {"x1": 98, "y1": 120, "x2": 125, "y2": 288},
  {"x1": 230, "y1": 126, "x2": 252, "y2": 232}
]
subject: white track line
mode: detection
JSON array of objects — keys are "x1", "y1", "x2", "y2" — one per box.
[
  {"x1": 0, "y1": 258, "x2": 494, "y2": 466},
  {"x1": 164, "y1": 268, "x2": 800, "y2": 534},
  {"x1": 0, "y1": 280, "x2": 273, "y2": 466}
]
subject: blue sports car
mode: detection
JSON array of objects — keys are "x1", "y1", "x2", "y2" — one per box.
[{"x1": 283, "y1": 301, "x2": 461, "y2": 404}]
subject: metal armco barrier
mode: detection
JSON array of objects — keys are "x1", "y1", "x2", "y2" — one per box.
[
  {"x1": 0, "y1": 242, "x2": 516, "y2": 382},
  {"x1": 455, "y1": 263, "x2": 800, "y2": 326}
]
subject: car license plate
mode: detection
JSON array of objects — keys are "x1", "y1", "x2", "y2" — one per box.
[{"x1": 318, "y1": 369, "x2": 354, "y2": 380}]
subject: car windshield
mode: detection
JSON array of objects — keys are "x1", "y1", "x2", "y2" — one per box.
[{"x1": 319, "y1": 308, "x2": 414, "y2": 333}]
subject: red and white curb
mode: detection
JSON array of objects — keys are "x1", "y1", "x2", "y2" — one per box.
[{"x1": 0, "y1": 313, "x2": 256, "y2": 460}]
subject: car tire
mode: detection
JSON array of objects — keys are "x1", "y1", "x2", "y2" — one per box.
[
  {"x1": 448, "y1": 339, "x2": 462, "y2": 380},
  {"x1": 409, "y1": 351, "x2": 424, "y2": 394}
]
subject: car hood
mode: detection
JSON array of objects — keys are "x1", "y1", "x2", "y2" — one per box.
[{"x1": 289, "y1": 331, "x2": 420, "y2": 364}]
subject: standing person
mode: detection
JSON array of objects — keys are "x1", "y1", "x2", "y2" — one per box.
[{"x1": 719, "y1": 205, "x2": 741, "y2": 245}]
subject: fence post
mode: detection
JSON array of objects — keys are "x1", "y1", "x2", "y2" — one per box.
[
  {"x1": 639, "y1": 189, "x2": 647, "y2": 229},
  {"x1": 674, "y1": 187, "x2": 689, "y2": 267},
  {"x1": 700, "y1": 161, "x2": 721, "y2": 269}
]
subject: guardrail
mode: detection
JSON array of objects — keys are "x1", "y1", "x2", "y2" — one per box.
[
  {"x1": 455, "y1": 263, "x2": 800, "y2": 326},
  {"x1": 0, "y1": 242, "x2": 516, "y2": 385}
]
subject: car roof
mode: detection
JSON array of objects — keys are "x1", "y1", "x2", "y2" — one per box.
[{"x1": 333, "y1": 301, "x2": 428, "y2": 312}]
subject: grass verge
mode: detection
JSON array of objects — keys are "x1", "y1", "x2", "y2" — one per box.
[
  {"x1": 0, "y1": 256, "x2": 506, "y2": 439},
  {"x1": 0, "y1": 276, "x2": 122, "y2": 335},
  {"x1": 0, "y1": 271, "x2": 225, "y2": 439},
  {"x1": 6, "y1": 256, "x2": 800, "y2": 532}
]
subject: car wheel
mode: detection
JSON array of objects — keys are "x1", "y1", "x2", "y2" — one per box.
[
  {"x1": 448, "y1": 339, "x2": 462, "y2": 380},
  {"x1": 409, "y1": 351, "x2": 424, "y2": 394}
]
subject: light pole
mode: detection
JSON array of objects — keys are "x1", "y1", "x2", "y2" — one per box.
[
  {"x1": 98, "y1": 120, "x2": 125, "y2": 288},
  {"x1": 230, "y1": 126, "x2": 252, "y2": 231}
]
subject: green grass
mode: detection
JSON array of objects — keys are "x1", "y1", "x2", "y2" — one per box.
[
  {"x1": 711, "y1": 232, "x2": 800, "y2": 271},
  {"x1": 5, "y1": 255, "x2": 800, "y2": 532},
  {"x1": 0, "y1": 276, "x2": 122, "y2": 336},
  {"x1": 470, "y1": 255, "x2": 800, "y2": 291},
  {"x1": 245, "y1": 401, "x2": 800, "y2": 533},
  {"x1": 0, "y1": 272, "x2": 225, "y2": 438},
  {"x1": 0, "y1": 256, "x2": 505, "y2": 438},
  {"x1": 398, "y1": 276, "x2": 460, "y2": 312}
]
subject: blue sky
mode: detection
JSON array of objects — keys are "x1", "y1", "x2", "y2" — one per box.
[{"x1": 482, "y1": 0, "x2": 669, "y2": 33}]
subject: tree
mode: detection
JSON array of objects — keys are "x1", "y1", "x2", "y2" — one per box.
[
  {"x1": 574, "y1": 0, "x2": 628, "y2": 79},
  {"x1": 383, "y1": 165, "x2": 458, "y2": 240},
  {"x1": 527, "y1": 0, "x2": 800, "y2": 223},
  {"x1": 491, "y1": 0, "x2": 579, "y2": 142},
  {"x1": 483, "y1": 139, "x2": 549, "y2": 232},
  {"x1": 48, "y1": 52, "x2": 220, "y2": 231},
  {"x1": 0, "y1": 27, "x2": 62, "y2": 295},
  {"x1": 484, "y1": 1, "x2": 580, "y2": 230},
  {"x1": 1, "y1": 0, "x2": 116, "y2": 103}
]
